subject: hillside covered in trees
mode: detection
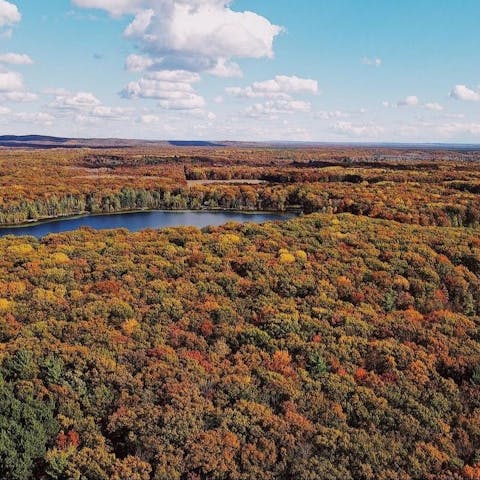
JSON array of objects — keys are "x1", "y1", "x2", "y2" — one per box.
[{"x1": 0, "y1": 145, "x2": 479, "y2": 479}]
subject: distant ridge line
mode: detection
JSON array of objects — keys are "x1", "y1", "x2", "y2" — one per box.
[{"x1": 0, "y1": 135, "x2": 479, "y2": 151}]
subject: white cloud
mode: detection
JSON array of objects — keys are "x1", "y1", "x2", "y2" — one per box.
[
  {"x1": 0, "y1": 0, "x2": 20, "y2": 27},
  {"x1": 139, "y1": 113, "x2": 160, "y2": 124},
  {"x1": 15, "y1": 112, "x2": 55, "y2": 125},
  {"x1": 383, "y1": 96, "x2": 441, "y2": 110},
  {"x1": 0, "y1": 70, "x2": 37, "y2": 102},
  {"x1": 51, "y1": 91, "x2": 102, "y2": 109},
  {"x1": 75, "y1": 0, "x2": 284, "y2": 115},
  {"x1": 43, "y1": 88, "x2": 135, "y2": 124},
  {"x1": 0, "y1": 53, "x2": 33, "y2": 65},
  {"x1": 157, "y1": 96, "x2": 205, "y2": 110},
  {"x1": 229, "y1": 75, "x2": 319, "y2": 118},
  {"x1": 121, "y1": 70, "x2": 205, "y2": 110},
  {"x1": 72, "y1": 0, "x2": 143, "y2": 16},
  {"x1": 206, "y1": 58, "x2": 242, "y2": 78},
  {"x1": 316, "y1": 110, "x2": 351, "y2": 120},
  {"x1": 0, "y1": 105, "x2": 10, "y2": 114},
  {"x1": 90, "y1": 105, "x2": 131, "y2": 118},
  {"x1": 227, "y1": 75, "x2": 319, "y2": 99},
  {"x1": 126, "y1": 1, "x2": 282, "y2": 62},
  {"x1": 0, "y1": 91, "x2": 37, "y2": 102},
  {"x1": 424, "y1": 102, "x2": 443, "y2": 111},
  {"x1": 228, "y1": 75, "x2": 318, "y2": 120},
  {"x1": 449, "y1": 84, "x2": 480, "y2": 102},
  {"x1": 125, "y1": 53, "x2": 154, "y2": 72},
  {"x1": 427, "y1": 122, "x2": 480, "y2": 140},
  {"x1": 435, "y1": 122, "x2": 480, "y2": 137},
  {"x1": 397, "y1": 95, "x2": 419, "y2": 107},
  {"x1": 124, "y1": 7, "x2": 153, "y2": 35},
  {"x1": 333, "y1": 121, "x2": 385, "y2": 138},
  {"x1": 144, "y1": 70, "x2": 200, "y2": 83},
  {"x1": 75, "y1": 0, "x2": 283, "y2": 77},
  {"x1": 0, "y1": 70, "x2": 23, "y2": 91},
  {"x1": 246, "y1": 99, "x2": 311, "y2": 117},
  {"x1": 361, "y1": 57, "x2": 382, "y2": 67}
]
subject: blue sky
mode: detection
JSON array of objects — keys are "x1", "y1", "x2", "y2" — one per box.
[{"x1": 0, "y1": 0, "x2": 479, "y2": 141}]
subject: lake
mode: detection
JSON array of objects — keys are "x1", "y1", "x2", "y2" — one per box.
[{"x1": 0, "y1": 210, "x2": 298, "y2": 238}]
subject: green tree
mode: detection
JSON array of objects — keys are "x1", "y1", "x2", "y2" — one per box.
[{"x1": 0, "y1": 383, "x2": 58, "y2": 480}]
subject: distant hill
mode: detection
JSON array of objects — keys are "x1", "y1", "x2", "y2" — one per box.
[
  {"x1": 0, "y1": 135, "x2": 155, "y2": 149},
  {"x1": 168, "y1": 141, "x2": 225, "y2": 147},
  {"x1": 0, "y1": 135, "x2": 228, "y2": 149},
  {"x1": 0, "y1": 135, "x2": 71, "y2": 143},
  {"x1": 0, "y1": 135, "x2": 479, "y2": 151}
]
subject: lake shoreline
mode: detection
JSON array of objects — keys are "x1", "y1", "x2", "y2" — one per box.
[
  {"x1": 0, "y1": 210, "x2": 301, "y2": 238},
  {"x1": 0, "y1": 207, "x2": 303, "y2": 230}
]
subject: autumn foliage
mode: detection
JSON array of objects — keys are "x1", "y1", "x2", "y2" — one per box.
[
  {"x1": 0, "y1": 145, "x2": 479, "y2": 479},
  {"x1": 0, "y1": 146, "x2": 479, "y2": 228}
]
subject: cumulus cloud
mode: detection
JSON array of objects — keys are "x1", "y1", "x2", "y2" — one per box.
[
  {"x1": 0, "y1": 53, "x2": 33, "y2": 65},
  {"x1": 157, "y1": 96, "x2": 205, "y2": 110},
  {"x1": 0, "y1": 40, "x2": 38, "y2": 104},
  {"x1": 0, "y1": 91, "x2": 37, "y2": 102},
  {"x1": 124, "y1": 1, "x2": 282, "y2": 68},
  {"x1": 383, "y1": 96, "x2": 442, "y2": 111},
  {"x1": 123, "y1": 7, "x2": 153, "y2": 35},
  {"x1": 397, "y1": 95, "x2": 419, "y2": 107},
  {"x1": 76, "y1": 0, "x2": 284, "y2": 114},
  {"x1": 227, "y1": 74, "x2": 318, "y2": 120},
  {"x1": 125, "y1": 53, "x2": 154, "y2": 72},
  {"x1": 90, "y1": 105, "x2": 132, "y2": 118},
  {"x1": 45, "y1": 88, "x2": 134, "y2": 124},
  {"x1": 121, "y1": 70, "x2": 205, "y2": 110},
  {"x1": 0, "y1": 70, "x2": 37, "y2": 102},
  {"x1": 50, "y1": 91, "x2": 102, "y2": 109},
  {"x1": 227, "y1": 75, "x2": 319, "y2": 99},
  {"x1": 246, "y1": 99, "x2": 311, "y2": 117},
  {"x1": 424, "y1": 102, "x2": 443, "y2": 111},
  {"x1": 0, "y1": 0, "x2": 20, "y2": 27},
  {"x1": 449, "y1": 84, "x2": 480, "y2": 102},
  {"x1": 333, "y1": 121, "x2": 385, "y2": 138},
  {"x1": 74, "y1": 0, "x2": 283, "y2": 77},
  {"x1": 361, "y1": 57, "x2": 382, "y2": 67},
  {"x1": 0, "y1": 70, "x2": 23, "y2": 91},
  {"x1": 206, "y1": 58, "x2": 242, "y2": 78}
]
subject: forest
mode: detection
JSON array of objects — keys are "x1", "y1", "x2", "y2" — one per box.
[
  {"x1": 0, "y1": 146, "x2": 479, "y2": 227},
  {"x1": 0, "y1": 145, "x2": 479, "y2": 479}
]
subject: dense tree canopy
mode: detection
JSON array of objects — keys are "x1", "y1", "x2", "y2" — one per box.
[
  {"x1": 0, "y1": 146, "x2": 479, "y2": 478},
  {"x1": 0, "y1": 210, "x2": 479, "y2": 479},
  {"x1": 0, "y1": 147, "x2": 479, "y2": 227}
]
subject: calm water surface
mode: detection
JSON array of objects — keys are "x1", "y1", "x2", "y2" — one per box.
[{"x1": 0, "y1": 210, "x2": 297, "y2": 238}]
